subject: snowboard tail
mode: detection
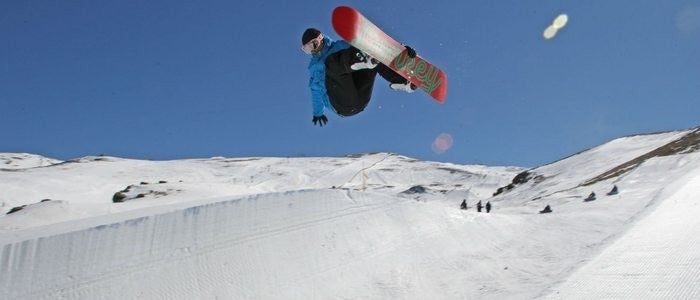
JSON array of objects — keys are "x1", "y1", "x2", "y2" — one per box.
[{"x1": 332, "y1": 6, "x2": 447, "y2": 102}]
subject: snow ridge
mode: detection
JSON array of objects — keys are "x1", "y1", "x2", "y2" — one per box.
[{"x1": 0, "y1": 153, "x2": 61, "y2": 170}]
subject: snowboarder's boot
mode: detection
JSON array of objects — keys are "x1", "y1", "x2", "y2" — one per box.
[
  {"x1": 351, "y1": 51, "x2": 379, "y2": 70},
  {"x1": 390, "y1": 81, "x2": 418, "y2": 93}
]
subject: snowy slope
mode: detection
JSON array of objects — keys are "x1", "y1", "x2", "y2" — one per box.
[
  {"x1": 0, "y1": 153, "x2": 519, "y2": 230},
  {"x1": 543, "y1": 153, "x2": 700, "y2": 299},
  {"x1": 0, "y1": 153, "x2": 61, "y2": 170},
  {"x1": 1, "y1": 128, "x2": 700, "y2": 299},
  {"x1": 492, "y1": 130, "x2": 689, "y2": 208}
]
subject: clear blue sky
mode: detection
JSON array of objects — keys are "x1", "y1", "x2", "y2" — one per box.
[{"x1": 2, "y1": 1, "x2": 699, "y2": 167}]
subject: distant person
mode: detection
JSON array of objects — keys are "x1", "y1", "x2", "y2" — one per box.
[
  {"x1": 607, "y1": 185, "x2": 619, "y2": 196},
  {"x1": 485, "y1": 201, "x2": 492, "y2": 213},
  {"x1": 584, "y1": 192, "x2": 596, "y2": 202},
  {"x1": 460, "y1": 199, "x2": 467, "y2": 210},
  {"x1": 477, "y1": 200, "x2": 483, "y2": 213},
  {"x1": 539, "y1": 205, "x2": 552, "y2": 214},
  {"x1": 301, "y1": 28, "x2": 417, "y2": 127}
]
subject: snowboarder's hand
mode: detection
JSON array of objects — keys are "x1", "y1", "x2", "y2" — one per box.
[
  {"x1": 312, "y1": 115, "x2": 328, "y2": 127},
  {"x1": 403, "y1": 45, "x2": 417, "y2": 58}
]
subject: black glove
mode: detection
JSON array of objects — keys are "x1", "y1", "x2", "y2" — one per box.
[
  {"x1": 403, "y1": 45, "x2": 417, "y2": 58},
  {"x1": 312, "y1": 115, "x2": 328, "y2": 127}
]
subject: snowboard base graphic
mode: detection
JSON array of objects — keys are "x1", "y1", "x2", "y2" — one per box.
[{"x1": 332, "y1": 6, "x2": 447, "y2": 102}]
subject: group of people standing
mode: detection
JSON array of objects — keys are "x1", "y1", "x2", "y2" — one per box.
[{"x1": 460, "y1": 200, "x2": 491, "y2": 213}]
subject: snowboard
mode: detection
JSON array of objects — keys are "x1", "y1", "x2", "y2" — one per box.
[{"x1": 332, "y1": 6, "x2": 447, "y2": 102}]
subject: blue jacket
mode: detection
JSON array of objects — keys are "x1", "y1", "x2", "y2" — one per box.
[{"x1": 308, "y1": 36, "x2": 350, "y2": 116}]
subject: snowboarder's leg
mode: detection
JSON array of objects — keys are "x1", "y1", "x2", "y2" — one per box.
[
  {"x1": 376, "y1": 64, "x2": 417, "y2": 93},
  {"x1": 325, "y1": 48, "x2": 378, "y2": 116},
  {"x1": 375, "y1": 63, "x2": 406, "y2": 84},
  {"x1": 350, "y1": 51, "x2": 379, "y2": 70}
]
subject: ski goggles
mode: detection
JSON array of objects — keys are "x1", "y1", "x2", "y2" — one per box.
[{"x1": 302, "y1": 34, "x2": 324, "y2": 54}]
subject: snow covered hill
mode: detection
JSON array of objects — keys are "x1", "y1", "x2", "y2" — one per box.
[
  {"x1": 1, "y1": 127, "x2": 699, "y2": 299},
  {"x1": 0, "y1": 153, "x2": 62, "y2": 170},
  {"x1": 0, "y1": 153, "x2": 519, "y2": 230}
]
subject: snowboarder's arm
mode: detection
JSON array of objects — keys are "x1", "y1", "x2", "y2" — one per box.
[{"x1": 308, "y1": 64, "x2": 328, "y2": 117}]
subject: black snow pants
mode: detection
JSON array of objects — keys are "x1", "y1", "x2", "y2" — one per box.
[{"x1": 324, "y1": 47, "x2": 406, "y2": 117}]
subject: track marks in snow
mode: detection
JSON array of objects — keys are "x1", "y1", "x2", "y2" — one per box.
[
  {"x1": 544, "y1": 173, "x2": 700, "y2": 299},
  {"x1": 1, "y1": 189, "x2": 412, "y2": 299}
]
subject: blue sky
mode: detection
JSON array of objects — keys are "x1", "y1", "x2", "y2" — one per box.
[{"x1": 2, "y1": 1, "x2": 699, "y2": 167}]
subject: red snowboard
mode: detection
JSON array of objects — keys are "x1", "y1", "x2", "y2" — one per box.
[{"x1": 332, "y1": 6, "x2": 447, "y2": 102}]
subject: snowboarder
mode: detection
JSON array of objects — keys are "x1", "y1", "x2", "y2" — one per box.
[
  {"x1": 485, "y1": 201, "x2": 492, "y2": 213},
  {"x1": 584, "y1": 192, "x2": 596, "y2": 202},
  {"x1": 539, "y1": 205, "x2": 552, "y2": 214},
  {"x1": 607, "y1": 185, "x2": 619, "y2": 196},
  {"x1": 477, "y1": 200, "x2": 483, "y2": 212},
  {"x1": 301, "y1": 28, "x2": 418, "y2": 126},
  {"x1": 460, "y1": 199, "x2": 467, "y2": 210}
]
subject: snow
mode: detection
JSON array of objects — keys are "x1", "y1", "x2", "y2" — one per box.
[
  {"x1": 1, "y1": 128, "x2": 700, "y2": 299},
  {"x1": 0, "y1": 153, "x2": 61, "y2": 170},
  {"x1": 543, "y1": 155, "x2": 700, "y2": 299}
]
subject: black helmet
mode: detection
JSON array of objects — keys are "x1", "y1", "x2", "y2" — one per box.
[
  {"x1": 301, "y1": 28, "x2": 321, "y2": 45},
  {"x1": 301, "y1": 28, "x2": 324, "y2": 54}
]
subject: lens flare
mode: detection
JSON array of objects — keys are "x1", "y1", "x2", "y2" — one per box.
[
  {"x1": 543, "y1": 13, "x2": 569, "y2": 40},
  {"x1": 553, "y1": 14, "x2": 568, "y2": 29},
  {"x1": 677, "y1": 6, "x2": 700, "y2": 33},
  {"x1": 431, "y1": 133, "x2": 454, "y2": 154},
  {"x1": 543, "y1": 25, "x2": 558, "y2": 40}
]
